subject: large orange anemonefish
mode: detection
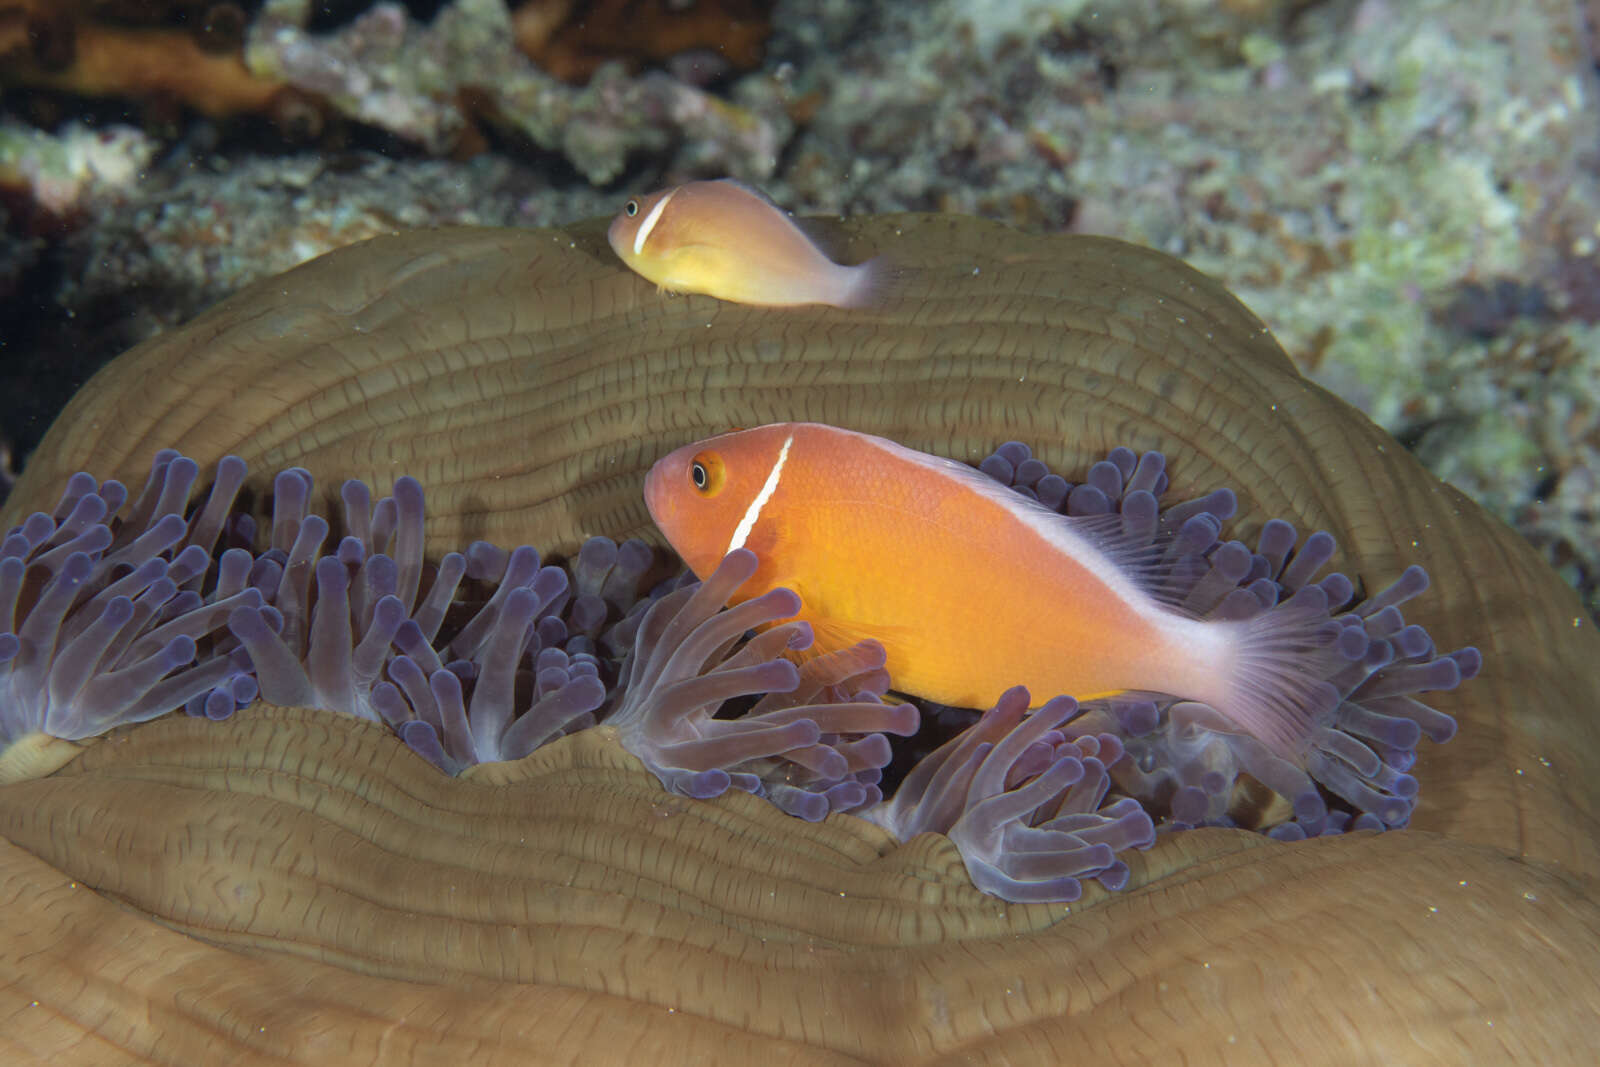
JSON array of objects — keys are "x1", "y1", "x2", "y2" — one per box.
[
  {"x1": 645, "y1": 422, "x2": 1345, "y2": 761},
  {"x1": 606, "y1": 179, "x2": 879, "y2": 308}
]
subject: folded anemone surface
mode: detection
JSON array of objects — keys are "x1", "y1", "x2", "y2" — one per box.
[{"x1": 1, "y1": 216, "x2": 1597, "y2": 1064}]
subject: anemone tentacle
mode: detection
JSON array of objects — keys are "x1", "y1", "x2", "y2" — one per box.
[
  {"x1": 1, "y1": 451, "x2": 263, "y2": 754},
  {"x1": 862, "y1": 685, "x2": 1156, "y2": 902},
  {"x1": 213, "y1": 468, "x2": 611, "y2": 772},
  {"x1": 603, "y1": 548, "x2": 919, "y2": 816}
]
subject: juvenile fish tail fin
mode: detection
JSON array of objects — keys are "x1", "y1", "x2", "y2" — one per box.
[
  {"x1": 833, "y1": 257, "x2": 882, "y2": 308},
  {"x1": 834, "y1": 256, "x2": 927, "y2": 309}
]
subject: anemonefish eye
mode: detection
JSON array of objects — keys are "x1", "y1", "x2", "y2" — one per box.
[
  {"x1": 689, "y1": 450, "x2": 726, "y2": 496},
  {"x1": 624, "y1": 199, "x2": 640, "y2": 217}
]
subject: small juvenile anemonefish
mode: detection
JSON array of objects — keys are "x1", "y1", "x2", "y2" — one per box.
[
  {"x1": 645, "y1": 423, "x2": 1346, "y2": 761},
  {"x1": 606, "y1": 180, "x2": 878, "y2": 308}
]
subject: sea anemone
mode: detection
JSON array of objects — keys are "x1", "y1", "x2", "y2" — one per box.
[
  {"x1": 0, "y1": 450, "x2": 262, "y2": 778},
  {"x1": 4, "y1": 440, "x2": 1476, "y2": 904},
  {"x1": 604, "y1": 547, "x2": 921, "y2": 821},
  {"x1": 563, "y1": 534, "x2": 659, "y2": 655},
  {"x1": 863, "y1": 685, "x2": 1157, "y2": 902},
  {"x1": 980, "y1": 441, "x2": 1478, "y2": 836},
  {"x1": 218, "y1": 466, "x2": 615, "y2": 773},
  {"x1": 368, "y1": 542, "x2": 608, "y2": 775}
]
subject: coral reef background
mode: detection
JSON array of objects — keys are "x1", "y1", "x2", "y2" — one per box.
[{"x1": 2, "y1": 0, "x2": 1599, "y2": 619}]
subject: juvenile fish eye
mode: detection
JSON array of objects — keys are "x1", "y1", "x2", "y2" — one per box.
[{"x1": 625, "y1": 199, "x2": 639, "y2": 217}]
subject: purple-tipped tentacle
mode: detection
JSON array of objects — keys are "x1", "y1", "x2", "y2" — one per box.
[
  {"x1": 273, "y1": 513, "x2": 330, "y2": 653},
  {"x1": 389, "y1": 477, "x2": 426, "y2": 612},
  {"x1": 566, "y1": 594, "x2": 608, "y2": 636},
  {"x1": 228, "y1": 605, "x2": 315, "y2": 708},
  {"x1": 45, "y1": 595, "x2": 134, "y2": 708},
  {"x1": 753, "y1": 699, "x2": 920, "y2": 737},
  {"x1": 351, "y1": 595, "x2": 407, "y2": 688},
  {"x1": 498, "y1": 675, "x2": 607, "y2": 760},
  {"x1": 426, "y1": 668, "x2": 473, "y2": 762},
  {"x1": 862, "y1": 686, "x2": 1154, "y2": 903},
  {"x1": 567, "y1": 533, "x2": 655, "y2": 623},
  {"x1": 268, "y1": 468, "x2": 313, "y2": 554},
  {"x1": 402, "y1": 614, "x2": 452, "y2": 671},
  {"x1": 395, "y1": 718, "x2": 460, "y2": 775},
  {"x1": 466, "y1": 584, "x2": 543, "y2": 752},
  {"x1": 181, "y1": 456, "x2": 249, "y2": 588},
  {"x1": 305, "y1": 556, "x2": 359, "y2": 717},
  {"x1": 340, "y1": 479, "x2": 374, "y2": 553},
  {"x1": 68, "y1": 635, "x2": 198, "y2": 736},
  {"x1": 1, "y1": 472, "x2": 270, "y2": 750},
  {"x1": 604, "y1": 540, "x2": 656, "y2": 610},
  {"x1": 573, "y1": 536, "x2": 618, "y2": 594},
  {"x1": 116, "y1": 451, "x2": 182, "y2": 538},
  {"x1": 445, "y1": 545, "x2": 544, "y2": 658},
  {"x1": 767, "y1": 783, "x2": 836, "y2": 822},
  {"x1": 356, "y1": 553, "x2": 400, "y2": 617},
  {"x1": 364, "y1": 548, "x2": 598, "y2": 770},
  {"x1": 384, "y1": 656, "x2": 438, "y2": 731},
  {"x1": 604, "y1": 551, "x2": 918, "y2": 814}
]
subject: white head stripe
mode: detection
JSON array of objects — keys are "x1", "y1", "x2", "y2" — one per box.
[
  {"x1": 727, "y1": 434, "x2": 793, "y2": 555},
  {"x1": 633, "y1": 189, "x2": 676, "y2": 256}
]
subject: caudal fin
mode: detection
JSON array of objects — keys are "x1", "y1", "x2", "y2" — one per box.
[
  {"x1": 1202, "y1": 525, "x2": 1475, "y2": 829},
  {"x1": 1215, "y1": 577, "x2": 1362, "y2": 759},
  {"x1": 833, "y1": 255, "x2": 934, "y2": 309}
]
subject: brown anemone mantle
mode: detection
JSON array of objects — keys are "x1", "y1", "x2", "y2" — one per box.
[{"x1": 2, "y1": 217, "x2": 1597, "y2": 1063}]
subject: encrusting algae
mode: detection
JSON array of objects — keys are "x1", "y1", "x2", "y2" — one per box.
[{"x1": 0, "y1": 215, "x2": 1596, "y2": 1062}]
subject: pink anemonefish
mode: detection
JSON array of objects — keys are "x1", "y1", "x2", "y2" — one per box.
[
  {"x1": 645, "y1": 422, "x2": 1343, "y2": 761},
  {"x1": 606, "y1": 179, "x2": 879, "y2": 308}
]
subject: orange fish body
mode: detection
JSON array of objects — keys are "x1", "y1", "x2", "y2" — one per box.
[
  {"x1": 607, "y1": 180, "x2": 877, "y2": 308},
  {"x1": 645, "y1": 423, "x2": 1246, "y2": 724}
]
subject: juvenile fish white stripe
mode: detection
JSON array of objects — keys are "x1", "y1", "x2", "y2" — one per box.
[
  {"x1": 727, "y1": 433, "x2": 794, "y2": 555},
  {"x1": 633, "y1": 189, "x2": 677, "y2": 256}
]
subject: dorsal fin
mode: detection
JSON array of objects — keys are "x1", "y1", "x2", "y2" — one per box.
[
  {"x1": 709, "y1": 180, "x2": 866, "y2": 268},
  {"x1": 711, "y1": 177, "x2": 787, "y2": 212},
  {"x1": 872, "y1": 434, "x2": 1232, "y2": 614},
  {"x1": 1025, "y1": 480, "x2": 1242, "y2": 613},
  {"x1": 1055, "y1": 508, "x2": 1188, "y2": 607}
]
